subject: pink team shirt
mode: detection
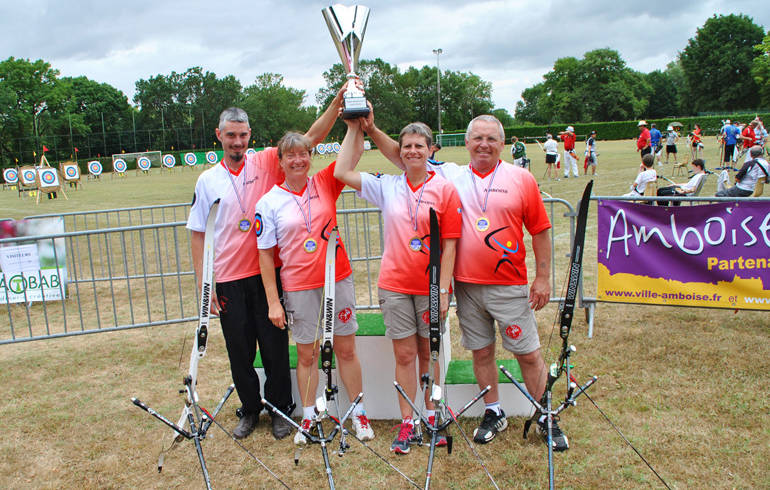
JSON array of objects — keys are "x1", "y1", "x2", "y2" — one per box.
[
  {"x1": 358, "y1": 171, "x2": 462, "y2": 295},
  {"x1": 187, "y1": 148, "x2": 283, "y2": 282},
  {"x1": 255, "y1": 162, "x2": 352, "y2": 292},
  {"x1": 427, "y1": 160, "x2": 551, "y2": 285}
]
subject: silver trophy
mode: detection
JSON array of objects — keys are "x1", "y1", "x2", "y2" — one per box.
[{"x1": 322, "y1": 4, "x2": 370, "y2": 119}]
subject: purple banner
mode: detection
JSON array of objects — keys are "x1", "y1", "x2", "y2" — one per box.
[{"x1": 597, "y1": 200, "x2": 770, "y2": 310}]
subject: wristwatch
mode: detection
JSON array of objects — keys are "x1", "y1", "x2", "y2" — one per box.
[{"x1": 439, "y1": 288, "x2": 448, "y2": 294}]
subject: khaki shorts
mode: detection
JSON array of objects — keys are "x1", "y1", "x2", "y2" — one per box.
[
  {"x1": 454, "y1": 281, "x2": 540, "y2": 355},
  {"x1": 284, "y1": 275, "x2": 358, "y2": 344},
  {"x1": 378, "y1": 288, "x2": 447, "y2": 340}
]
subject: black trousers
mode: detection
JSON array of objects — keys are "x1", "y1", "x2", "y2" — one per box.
[{"x1": 216, "y1": 270, "x2": 293, "y2": 416}]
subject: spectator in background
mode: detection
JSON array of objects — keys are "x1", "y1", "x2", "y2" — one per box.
[
  {"x1": 664, "y1": 125, "x2": 679, "y2": 164},
  {"x1": 691, "y1": 123, "x2": 703, "y2": 159},
  {"x1": 738, "y1": 119, "x2": 759, "y2": 163},
  {"x1": 429, "y1": 142, "x2": 442, "y2": 162},
  {"x1": 584, "y1": 130, "x2": 598, "y2": 175},
  {"x1": 636, "y1": 120, "x2": 651, "y2": 161},
  {"x1": 657, "y1": 159, "x2": 707, "y2": 205},
  {"x1": 623, "y1": 154, "x2": 657, "y2": 197},
  {"x1": 558, "y1": 126, "x2": 579, "y2": 178},
  {"x1": 754, "y1": 118, "x2": 767, "y2": 153},
  {"x1": 510, "y1": 136, "x2": 528, "y2": 169},
  {"x1": 721, "y1": 119, "x2": 741, "y2": 165},
  {"x1": 543, "y1": 134, "x2": 559, "y2": 180},
  {"x1": 649, "y1": 123, "x2": 662, "y2": 165},
  {"x1": 716, "y1": 145, "x2": 769, "y2": 196}
]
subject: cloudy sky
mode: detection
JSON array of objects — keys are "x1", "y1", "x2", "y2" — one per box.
[{"x1": 2, "y1": 1, "x2": 768, "y2": 116}]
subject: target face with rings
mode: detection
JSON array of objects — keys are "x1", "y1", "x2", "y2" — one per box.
[
  {"x1": 88, "y1": 161, "x2": 103, "y2": 175},
  {"x1": 163, "y1": 154, "x2": 176, "y2": 167},
  {"x1": 316, "y1": 144, "x2": 326, "y2": 155},
  {"x1": 113, "y1": 159, "x2": 127, "y2": 172},
  {"x1": 184, "y1": 153, "x2": 197, "y2": 165},
  {"x1": 4, "y1": 168, "x2": 19, "y2": 183},
  {"x1": 325, "y1": 143, "x2": 333, "y2": 153},
  {"x1": 332, "y1": 142, "x2": 341, "y2": 153},
  {"x1": 206, "y1": 151, "x2": 218, "y2": 163},
  {"x1": 40, "y1": 169, "x2": 57, "y2": 185},
  {"x1": 137, "y1": 156, "x2": 151, "y2": 170},
  {"x1": 23, "y1": 169, "x2": 37, "y2": 183},
  {"x1": 65, "y1": 166, "x2": 78, "y2": 178}
]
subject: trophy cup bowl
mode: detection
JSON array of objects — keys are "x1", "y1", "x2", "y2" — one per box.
[{"x1": 322, "y1": 4, "x2": 370, "y2": 119}]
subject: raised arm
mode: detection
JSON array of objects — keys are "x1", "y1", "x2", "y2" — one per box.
[
  {"x1": 304, "y1": 85, "x2": 346, "y2": 146},
  {"x1": 333, "y1": 118, "x2": 365, "y2": 191},
  {"x1": 359, "y1": 105, "x2": 405, "y2": 170}
]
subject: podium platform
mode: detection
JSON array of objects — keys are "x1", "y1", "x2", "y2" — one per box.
[{"x1": 254, "y1": 312, "x2": 534, "y2": 419}]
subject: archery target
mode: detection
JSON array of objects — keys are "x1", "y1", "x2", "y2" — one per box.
[
  {"x1": 113, "y1": 159, "x2": 127, "y2": 173},
  {"x1": 316, "y1": 144, "x2": 326, "y2": 155},
  {"x1": 137, "y1": 156, "x2": 152, "y2": 170},
  {"x1": 88, "y1": 161, "x2": 103, "y2": 176},
  {"x1": 246, "y1": 148, "x2": 256, "y2": 156},
  {"x1": 3, "y1": 168, "x2": 18, "y2": 184},
  {"x1": 64, "y1": 165, "x2": 79, "y2": 179},
  {"x1": 38, "y1": 168, "x2": 59, "y2": 188},
  {"x1": 22, "y1": 168, "x2": 38, "y2": 184},
  {"x1": 184, "y1": 152, "x2": 197, "y2": 166},
  {"x1": 324, "y1": 143, "x2": 333, "y2": 153},
  {"x1": 205, "y1": 151, "x2": 218, "y2": 164},
  {"x1": 162, "y1": 154, "x2": 176, "y2": 168},
  {"x1": 332, "y1": 142, "x2": 341, "y2": 153}
]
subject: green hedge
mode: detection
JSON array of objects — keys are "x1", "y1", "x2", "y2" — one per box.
[{"x1": 501, "y1": 113, "x2": 770, "y2": 141}]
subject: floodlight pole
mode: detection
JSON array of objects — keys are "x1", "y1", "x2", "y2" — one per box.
[{"x1": 433, "y1": 48, "x2": 443, "y2": 141}]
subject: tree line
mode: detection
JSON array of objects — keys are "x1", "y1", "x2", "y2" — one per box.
[
  {"x1": 0, "y1": 57, "x2": 501, "y2": 166},
  {"x1": 516, "y1": 14, "x2": 770, "y2": 124}
]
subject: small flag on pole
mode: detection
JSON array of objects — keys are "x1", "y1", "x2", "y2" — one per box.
[
  {"x1": 43, "y1": 145, "x2": 49, "y2": 152},
  {"x1": 74, "y1": 147, "x2": 79, "y2": 153}
]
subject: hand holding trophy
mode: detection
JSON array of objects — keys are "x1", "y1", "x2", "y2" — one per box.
[{"x1": 322, "y1": 4, "x2": 370, "y2": 119}]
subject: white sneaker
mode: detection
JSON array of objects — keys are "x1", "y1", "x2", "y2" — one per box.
[
  {"x1": 294, "y1": 418, "x2": 311, "y2": 445},
  {"x1": 352, "y1": 414, "x2": 375, "y2": 441}
]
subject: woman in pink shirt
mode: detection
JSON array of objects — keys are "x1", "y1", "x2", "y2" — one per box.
[{"x1": 335, "y1": 118, "x2": 462, "y2": 454}]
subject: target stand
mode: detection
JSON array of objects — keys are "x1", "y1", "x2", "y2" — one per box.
[
  {"x1": 18, "y1": 166, "x2": 39, "y2": 198},
  {"x1": 183, "y1": 152, "x2": 198, "y2": 170},
  {"x1": 36, "y1": 166, "x2": 67, "y2": 204},
  {"x1": 60, "y1": 161, "x2": 81, "y2": 189},
  {"x1": 204, "y1": 151, "x2": 219, "y2": 167},
  {"x1": 87, "y1": 160, "x2": 103, "y2": 180},
  {"x1": 112, "y1": 158, "x2": 128, "y2": 178},
  {"x1": 136, "y1": 156, "x2": 152, "y2": 175},
  {"x1": 161, "y1": 154, "x2": 178, "y2": 173},
  {"x1": 3, "y1": 168, "x2": 19, "y2": 191}
]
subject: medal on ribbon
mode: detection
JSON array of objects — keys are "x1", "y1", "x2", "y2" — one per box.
[
  {"x1": 409, "y1": 236, "x2": 423, "y2": 252},
  {"x1": 304, "y1": 238, "x2": 318, "y2": 253}
]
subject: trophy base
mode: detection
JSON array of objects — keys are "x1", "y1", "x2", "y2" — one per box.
[{"x1": 342, "y1": 107, "x2": 371, "y2": 120}]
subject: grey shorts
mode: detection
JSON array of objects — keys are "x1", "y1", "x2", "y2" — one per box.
[
  {"x1": 284, "y1": 275, "x2": 358, "y2": 344},
  {"x1": 454, "y1": 281, "x2": 540, "y2": 355},
  {"x1": 378, "y1": 288, "x2": 447, "y2": 340}
]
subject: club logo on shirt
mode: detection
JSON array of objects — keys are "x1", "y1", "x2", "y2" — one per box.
[
  {"x1": 484, "y1": 226, "x2": 523, "y2": 276},
  {"x1": 338, "y1": 307, "x2": 352, "y2": 323},
  {"x1": 254, "y1": 213, "x2": 263, "y2": 237},
  {"x1": 505, "y1": 324, "x2": 522, "y2": 339}
]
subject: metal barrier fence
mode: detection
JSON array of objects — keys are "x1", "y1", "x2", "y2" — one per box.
[{"x1": 1, "y1": 193, "x2": 579, "y2": 344}]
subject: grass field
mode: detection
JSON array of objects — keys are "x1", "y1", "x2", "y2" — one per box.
[{"x1": 0, "y1": 138, "x2": 768, "y2": 489}]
